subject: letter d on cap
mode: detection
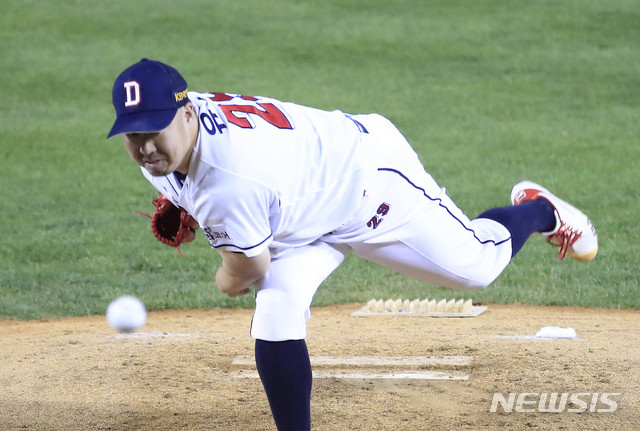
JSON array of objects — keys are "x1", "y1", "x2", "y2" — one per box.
[{"x1": 124, "y1": 81, "x2": 141, "y2": 107}]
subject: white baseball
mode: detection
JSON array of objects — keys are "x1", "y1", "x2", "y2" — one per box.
[{"x1": 106, "y1": 295, "x2": 147, "y2": 332}]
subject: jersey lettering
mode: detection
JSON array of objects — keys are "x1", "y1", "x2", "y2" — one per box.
[
  {"x1": 367, "y1": 216, "x2": 382, "y2": 229},
  {"x1": 377, "y1": 203, "x2": 390, "y2": 216},
  {"x1": 207, "y1": 93, "x2": 257, "y2": 102},
  {"x1": 367, "y1": 202, "x2": 391, "y2": 229},
  {"x1": 219, "y1": 103, "x2": 293, "y2": 129},
  {"x1": 200, "y1": 109, "x2": 228, "y2": 135},
  {"x1": 207, "y1": 92, "x2": 234, "y2": 102},
  {"x1": 207, "y1": 93, "x2": 293, "y2": 130}
]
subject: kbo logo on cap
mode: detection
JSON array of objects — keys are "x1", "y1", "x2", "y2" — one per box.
[{"x1": 124, "y1": 81, "x2": 141, "y2": 107}]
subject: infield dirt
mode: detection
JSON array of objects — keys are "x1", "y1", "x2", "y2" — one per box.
[{"x1": 1, "y1": 303, "x2": 638, "y2": 430}]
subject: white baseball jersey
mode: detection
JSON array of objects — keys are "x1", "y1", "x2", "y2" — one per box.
[
  {"x1": 140, "y1": 92, "x2": 513, "y2": 341},
  {"x1": 142, "y1": 91, "x2": 373, "y2": 258}
]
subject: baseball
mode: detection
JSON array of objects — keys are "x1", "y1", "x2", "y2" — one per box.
[{"x1": 106, "y1": 295, "x2": 147, "y2": 332}]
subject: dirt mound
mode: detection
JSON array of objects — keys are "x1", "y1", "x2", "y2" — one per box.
[{"x1": 1, "y1": 303, "x2": 637, "y2": 430}]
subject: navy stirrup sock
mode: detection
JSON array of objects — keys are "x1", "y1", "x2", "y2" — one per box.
[
  {"x1": 478, "y1": 199, "x2": 556, "y2": 257},
  {"x1": 255, "y1": 339, "x2": 312, "y2": 431}
]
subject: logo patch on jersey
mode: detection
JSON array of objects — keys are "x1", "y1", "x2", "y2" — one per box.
[
  {"x1": 203, "y1": 225, "x2": 232, "y2": 244},
  {"x1": 124, "y1": 81, "x2": 141, "y2": 107}
]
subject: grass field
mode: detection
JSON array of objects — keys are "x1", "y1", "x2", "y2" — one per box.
[{"x1": 1, "y1": 0, "x2": 638, "y2": 319}]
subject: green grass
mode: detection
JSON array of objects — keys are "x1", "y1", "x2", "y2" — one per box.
[{"x1": 1, "y1": 0, "x2": 638, "y2": 319}]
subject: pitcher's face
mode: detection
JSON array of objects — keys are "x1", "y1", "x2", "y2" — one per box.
[{"x1": 123, "y1": 104, "x2": 197, "y2": 176}]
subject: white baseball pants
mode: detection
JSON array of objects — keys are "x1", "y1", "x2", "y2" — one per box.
[{"x1": 251, "y1": 114, "x2": 512, "y2": 341}]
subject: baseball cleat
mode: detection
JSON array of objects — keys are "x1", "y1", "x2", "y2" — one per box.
[{"x1": 511, "y1": 181, "x2": 598, "y2": 261}]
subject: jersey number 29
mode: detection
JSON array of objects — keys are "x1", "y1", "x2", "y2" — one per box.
[{"x1": 208, "y1": 93, "x2": 293, "y2": 130}]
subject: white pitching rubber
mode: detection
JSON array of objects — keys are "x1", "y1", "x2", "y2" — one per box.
[{"x1": 364, "y1": 297, "x2": 476, "y2": 315}]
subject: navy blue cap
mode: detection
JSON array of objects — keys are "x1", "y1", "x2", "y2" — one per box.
[{"x1": 108, "y1": 59, "x2": 189, "y2": 138}]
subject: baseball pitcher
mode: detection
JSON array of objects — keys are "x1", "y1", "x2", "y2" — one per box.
[{"x1": 108, "y1": 59, "x2": 598, "y2": 431}]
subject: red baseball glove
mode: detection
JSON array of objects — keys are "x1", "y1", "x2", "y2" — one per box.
[{"x1": 135, "y1": 194, "x2": 199, "y2": 257}]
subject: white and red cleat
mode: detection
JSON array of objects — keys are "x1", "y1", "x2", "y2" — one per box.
[{"x1": 511, "y1": 181, "x2": 598, "y2": 261}]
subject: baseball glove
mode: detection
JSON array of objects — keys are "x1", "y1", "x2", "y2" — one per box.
[{"x1": 134, "y1": 194, "x2": 199, "y2": 257}]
